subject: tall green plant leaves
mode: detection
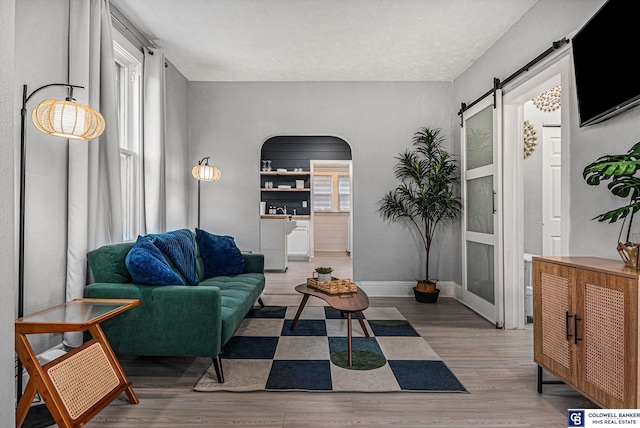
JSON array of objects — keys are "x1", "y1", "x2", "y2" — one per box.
[{"x1": 378, "y1": 127, "x2": 462, "y2": 280}]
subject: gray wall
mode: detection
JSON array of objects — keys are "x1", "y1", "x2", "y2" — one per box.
[
  {"x1": 1, "y1": 0, "x2": 16, "y2": 419},
  {"x1": 14, "y1": 0, "x2": 70, "y2": 354},
  {"x1": 188, "y1": 81, "x2": 456, "y2": 282},
  {"x1": 165, "y1": 60, "x2": 191, "y2": 231},
  {"x1": 453, "y1": 0, "x2": 632, "y2": 270}
]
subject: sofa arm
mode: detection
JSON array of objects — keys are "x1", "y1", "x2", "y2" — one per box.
[
  {"x1": 149, "y1": 285, "x2": 223, "y2": 357},
  {"x1": 84, "y1": 283, "x2": 223, "y2": 358},
  {"x1": 243, "y1": 253, "x2": 264, "y2": 274}
]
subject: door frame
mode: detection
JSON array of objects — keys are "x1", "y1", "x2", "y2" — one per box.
[
  {"x1": 309, "y1": 159, "x2": 353, "y2": 257},
  {"x1": 501, "y1": 53, "x2": 572, "y2": 329}
]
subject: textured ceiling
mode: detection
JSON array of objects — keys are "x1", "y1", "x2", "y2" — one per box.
[{"x1": 111, "y1": 0, "x2": 537, "y2": 82}]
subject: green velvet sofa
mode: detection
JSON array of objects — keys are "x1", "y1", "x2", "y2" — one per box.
[{"x1": 83, "y1": 238, "x2": 265, "y2": 383}]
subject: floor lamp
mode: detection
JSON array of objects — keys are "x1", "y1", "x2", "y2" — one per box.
[
  {"x1": 192, "y1": 157, "x2": 221, "y2": 229},
  {"x1": 18, "y1": 83, "x2": 105, "y2": 428}
]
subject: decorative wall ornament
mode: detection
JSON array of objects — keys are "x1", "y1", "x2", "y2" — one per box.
[
  {"x1": 523, "y1": 120, "x2": 538, "y2": 159},
  {"x1": 532, "y1": 85, "x2": 561, "y2": 112}
]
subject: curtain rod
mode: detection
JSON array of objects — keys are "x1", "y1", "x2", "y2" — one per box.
[
  {"x1": 458, "y1": 37, "x2": 570, "y2": 125},
  {"x1": 110, "y1": 3, "x2": 158, "y2": 50}
]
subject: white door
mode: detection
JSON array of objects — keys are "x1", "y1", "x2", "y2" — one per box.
[
  {"x1": 542, "y1": 125, "x2": 561, "y2": 256},
  {"x1": 461, "y1": 93, "x2": 504, "y2": 327}
]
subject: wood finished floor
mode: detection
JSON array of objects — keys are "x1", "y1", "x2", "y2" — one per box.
[{"x1": 80, "y1": 252, "x2": 594, "y2": 427}]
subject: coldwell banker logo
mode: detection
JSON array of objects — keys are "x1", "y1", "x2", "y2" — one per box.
[{"x1": 568, "y1": 410, "x2": 585, "y2": 427}]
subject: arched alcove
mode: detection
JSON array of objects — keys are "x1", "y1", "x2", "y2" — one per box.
[
  {"x1": 259, "y1": 136, "x2": 352, "y2": 276},
  {"x1": 261, "y1": 136, "x2": 351, "y2": 217}
]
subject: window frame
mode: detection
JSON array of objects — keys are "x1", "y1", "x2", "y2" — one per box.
[
  {"x1": 312, "y1": 171, "x2": 351, "y2": 213},
  {"x1": 113, "y1": 31, "x2": 143, "y2": 242}
]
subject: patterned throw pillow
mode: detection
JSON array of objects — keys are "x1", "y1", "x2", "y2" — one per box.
[
  {"x1": 125, "y1": 235, "x2": 184, "y2": 286},
  {"x1": 196, "y1": 228, "x2": 246, "y2": 279},
  {"x1": 146, "y1": 229, "x2": 199, "y2": 286}
]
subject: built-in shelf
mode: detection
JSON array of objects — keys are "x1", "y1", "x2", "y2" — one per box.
[
  {"x1": 261, "y1": 188, "x2": 309, "y2": 191},
  {"x1": 260, "y1": 171, "x2": 310, "y2": 176}
]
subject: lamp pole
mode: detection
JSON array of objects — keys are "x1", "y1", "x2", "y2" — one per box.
[
  {"x1": 19, "y1": 84, "x2": 83, "y2": 319},
  {"x1": 197, "y1": 178, "x2": 201, "y2": 229},
  {"x1": 17, "y1": 83, "x2": 87, "y2": 428},
  {"x1": 192, "y1": 157, "x2": 220, "y2": 229}
]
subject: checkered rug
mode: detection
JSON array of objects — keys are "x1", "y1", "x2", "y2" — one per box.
[{"x1": 193, "y1": 305, "x2": 466, "y2": 392}]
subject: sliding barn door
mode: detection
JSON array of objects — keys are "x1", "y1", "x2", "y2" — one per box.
[{"x1": 461, "y1": 93, "x2": 504, "y2": 327}]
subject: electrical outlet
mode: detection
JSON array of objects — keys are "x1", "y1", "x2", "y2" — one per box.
[{"x1": 302, "y1": 200, "x2": 307, "y2": 208}]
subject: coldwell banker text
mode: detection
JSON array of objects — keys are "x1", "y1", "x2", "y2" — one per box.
[{"x1": 569, "y1": 410, "x2": 640, "y2": 427}]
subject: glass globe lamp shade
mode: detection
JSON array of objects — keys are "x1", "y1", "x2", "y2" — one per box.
[{"x1": 31, "y1": 99, "x2": 105, "y2": 141}]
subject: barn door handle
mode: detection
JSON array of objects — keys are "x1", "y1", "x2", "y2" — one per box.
[
  {"x1": 565, "y1": 311, "x2": 573, "y2": 341},
  {"x1": 574, "y1": 315, "x2": 582, "y2": 344}
]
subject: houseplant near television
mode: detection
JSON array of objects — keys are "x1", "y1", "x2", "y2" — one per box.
[
  {"x1": 584, "y1": 142, "x2": 640, "y2": 267},
  {"x1": 378, "y1": 127, "x2": 462, "y2": 302}
]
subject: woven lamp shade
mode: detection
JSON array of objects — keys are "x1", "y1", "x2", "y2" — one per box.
[
  {"x1": 192, "y1": 164, "x2": 221, "y2": 181},
  {"x1": 32, "y1": 99, "x2": 105, "y2": 140}
]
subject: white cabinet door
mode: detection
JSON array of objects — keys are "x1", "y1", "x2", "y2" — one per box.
[
  {"x1": 288, "y1": 220, "x2": 310, "y2": 260},
  {"x1": 260, "y1": 219, "x2": 289, "y2": 271}
]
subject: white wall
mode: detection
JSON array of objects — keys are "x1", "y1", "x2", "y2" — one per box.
[
  {"x1": 1, "y1": 0, "x2": 16, "y2": 418},
  {"x1": 188, "y1": 81, "x2": 456, "y2": 283}
]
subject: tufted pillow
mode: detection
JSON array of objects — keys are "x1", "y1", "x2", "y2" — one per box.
[
  {"x1": 196, "y1": 228, "x2": 246, "y2": 279},
  {"x1": 125, "y1": 235, "x2": 184, "y2": 286},
  {"x1": 146, "y1": 229, "x2": 199, "y2": 285}
]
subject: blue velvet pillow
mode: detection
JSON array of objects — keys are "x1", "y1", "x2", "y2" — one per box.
[
  {"x1": 196, "y1": 228, "x2": 246, "y2": 278},
  {"x1": 125, "y1": 235, "x2": 184, "y2": 286}
]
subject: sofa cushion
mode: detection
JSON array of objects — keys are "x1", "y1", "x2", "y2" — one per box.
[
  {"x1": 125, "y1": 236, "x2": 184, "y2": 286},
  {"x1": 146, "y1": 229, "x2": 199, "y2": 285},
  {"x1": 196, "y1": 228, "x2": 246, "y2": 279}
]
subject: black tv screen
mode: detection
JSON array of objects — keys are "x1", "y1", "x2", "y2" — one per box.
[{"x1": 572, "y1": 0, "x2": 640, "y2": 126}]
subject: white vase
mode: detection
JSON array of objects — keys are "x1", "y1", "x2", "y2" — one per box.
[{"x1": 317, "y1": 273, "x2": 332, "y2": 282}]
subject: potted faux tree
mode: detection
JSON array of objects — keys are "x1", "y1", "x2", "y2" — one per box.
[
  {"x1": 378, "y1": 127, "x2": 462, "y2": 303},
  {"x1": 584, "y1": 142, "x2": 640, "y2": 267}
]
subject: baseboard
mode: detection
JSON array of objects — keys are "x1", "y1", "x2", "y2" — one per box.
[{"x1": 357, "y1": 280, "x2": 457, "y2": 297}]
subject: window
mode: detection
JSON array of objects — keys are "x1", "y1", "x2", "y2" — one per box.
[
  {"x1": 313, "y1": 175, "x2": 333, "y2": 211},
  {"x1": 113, "y1": 31, "x2": 143, "y2": 241},
  {"x1": 338, "y1": 175, "x2": 351, "y2": 211},
  {"x1": 312, "y1": 172, "x2": 350, "y2": 212}
]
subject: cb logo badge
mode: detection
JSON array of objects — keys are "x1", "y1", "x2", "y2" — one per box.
[{"x1": 568, "y1": 410, "x2": 585, "y2": 427}]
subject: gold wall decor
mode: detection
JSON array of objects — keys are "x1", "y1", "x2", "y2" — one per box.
[
  {"x1": 523, "y1": 120, "x2": 538, "y2": 159},
  {"x1": 532, "y1": 85, "x2": 561, "y2": 112}
]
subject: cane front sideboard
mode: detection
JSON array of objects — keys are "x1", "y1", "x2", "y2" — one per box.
[{"x1": 533, "y1": 256, "x2": 640, "y2": 409}]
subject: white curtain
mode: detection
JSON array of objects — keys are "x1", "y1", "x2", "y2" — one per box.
[
  {"x1": 143, "y1": 48, "x2": 167, "y2": 234},
  {"x1": 66, "y1": 0, "x2": 122, "y2": 347}
]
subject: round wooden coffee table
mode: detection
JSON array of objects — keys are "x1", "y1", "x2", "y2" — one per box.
[{"x1": 290, "y1": 283, "x2": 369, "y2": 366}]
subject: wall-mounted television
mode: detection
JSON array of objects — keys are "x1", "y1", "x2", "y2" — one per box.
[{"x1": 572, "y1": 0, "x2": 640, "y2": 127}]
